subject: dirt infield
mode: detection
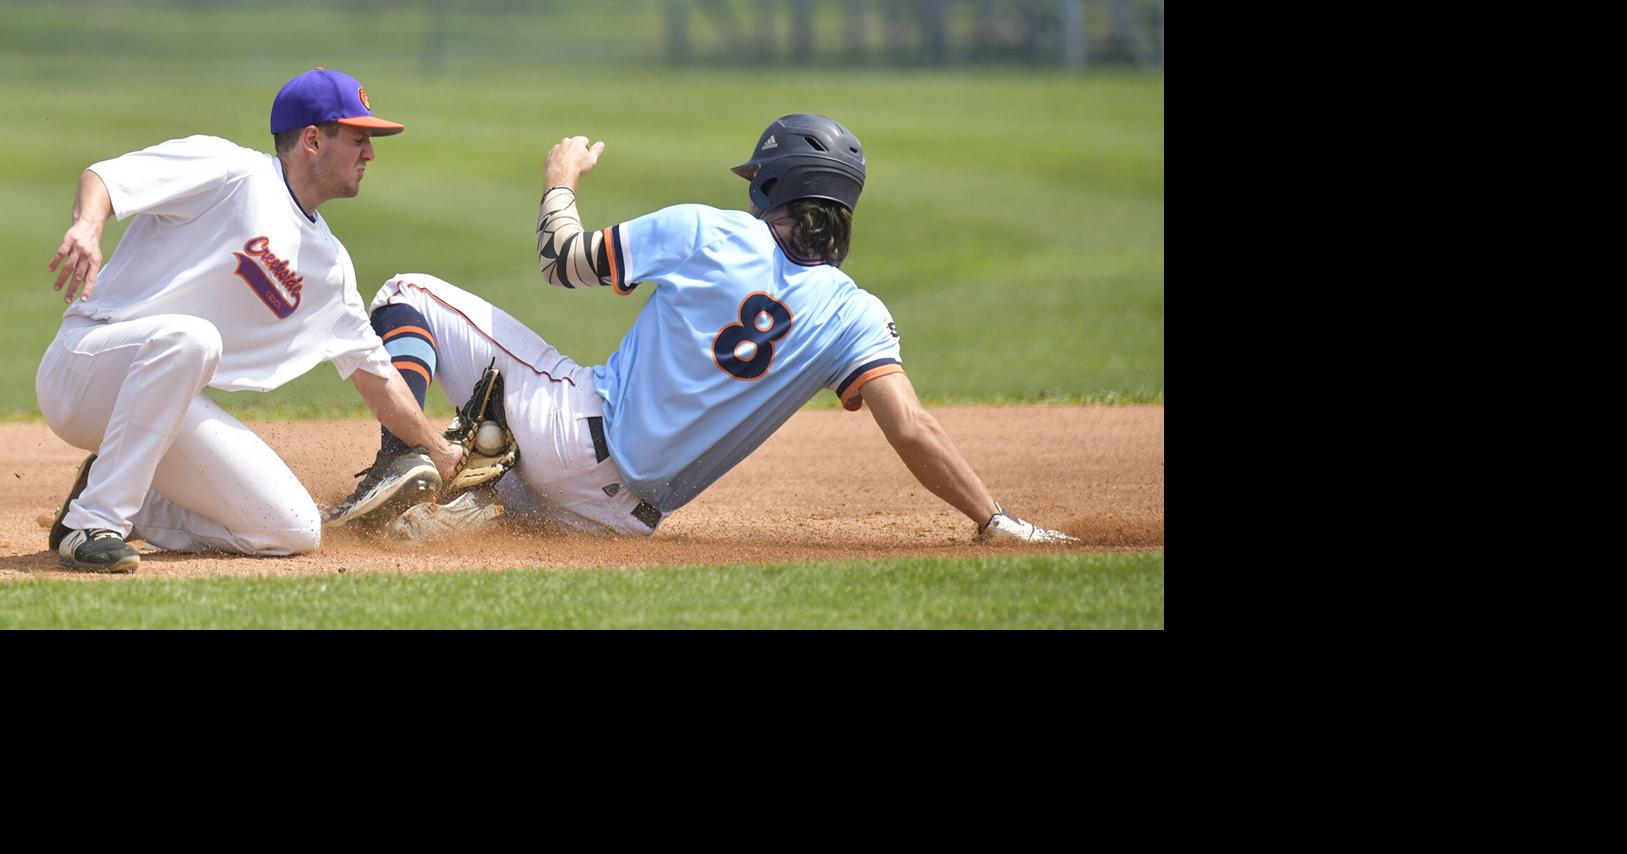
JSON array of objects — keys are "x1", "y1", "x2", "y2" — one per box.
[{"x1": 0, "y1": 405, "x2": 1162, "y2": 580}]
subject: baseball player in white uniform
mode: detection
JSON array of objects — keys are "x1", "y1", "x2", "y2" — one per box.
[
  {"x1": 328, "y1": 114, "x2": 1073, "y2": 545},
  {"x1": 38, "y1": 68, "x2": 462, "y2": 573}
]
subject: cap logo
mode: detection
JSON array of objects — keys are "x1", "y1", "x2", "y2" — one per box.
[
  {"x1": 357, "y1": 87, "x2": 372, "y2": 111},
  {"x1": 761, "y1": 135, "x2": 778, "y2": 151}
]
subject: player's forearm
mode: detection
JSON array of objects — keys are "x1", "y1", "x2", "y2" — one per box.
[
  {"x1": 536, "y1": 186, "x2": 613, "y2": 288},
  {"x1": 884, "y1": 411, "x2": 1000, "y2": 525},
  {"x1": 71, "y1": 169, "x2": 115, "y2": 230},
  {"x1": 352, "y1": 369, "x2": 457, "y2": 471},
  {"x1": 50, "y1": 170, "x2": 117, "y2": 302}
]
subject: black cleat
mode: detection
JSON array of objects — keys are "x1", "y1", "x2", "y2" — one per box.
[
  {"x1": 49, "y1": 453, "x2": 97, "y2": 552},
  {"x1": 322, "y1": 447, "x2": 441, "y2": 530},
  {"x1": 58, "y1": 528, "x2": 140, "y2": 574}
]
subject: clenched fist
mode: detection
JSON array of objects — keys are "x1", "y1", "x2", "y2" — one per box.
[{"x1": 544, "y1": 135, "x2": 606, "y2": 191}]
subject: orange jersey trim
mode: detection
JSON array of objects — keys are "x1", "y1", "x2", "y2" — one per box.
[
  {"x1": 603, "y1": 226, "x2": 623, "y2": 290},
  {"x1": 840, "y1": 365, "x2": 905, "y2": 411}
]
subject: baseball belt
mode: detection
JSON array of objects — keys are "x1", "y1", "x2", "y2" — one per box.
[{"x1": 587, "y1": 416, "x2": 661, "y2": 531}]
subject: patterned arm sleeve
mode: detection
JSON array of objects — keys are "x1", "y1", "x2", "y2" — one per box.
[{"x1": 536, "y1": 186, "x2": 620, "y2": 289}]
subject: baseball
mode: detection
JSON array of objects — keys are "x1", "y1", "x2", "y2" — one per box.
[{"x1": 475, "y1": 421, "x2": 505, "y2": 455}]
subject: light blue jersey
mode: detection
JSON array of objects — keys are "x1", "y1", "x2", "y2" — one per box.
[{"x1": 593, "y1": 204, "x2": 902, "y2": 514}]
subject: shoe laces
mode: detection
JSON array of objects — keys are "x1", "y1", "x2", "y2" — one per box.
[
  {"x1": 343, "y1": 448, "x2": 396, "y2": 500},
  {"x1": 359, "y1": 446, "x2": 396, "y2": 477}
]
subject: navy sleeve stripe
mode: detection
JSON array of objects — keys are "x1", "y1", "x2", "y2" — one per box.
[
  {"x1": 608, "y1": 224, "x2": 628, "y2": 288},
  {"x1": 836, "y1": 358, "x2": 901, "y2": 399}
]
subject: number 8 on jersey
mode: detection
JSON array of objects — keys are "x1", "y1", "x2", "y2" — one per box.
[{"x1": 713, "y1": 292, "x2": 793, "y2": 380}]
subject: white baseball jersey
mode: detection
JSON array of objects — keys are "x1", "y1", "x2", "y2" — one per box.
[
  {"x1": 36, "y1": 134, "x2": 393, "y2": 554},
  {"x1": 76, "y1": 134, "x2": 392, "y2": 390},
  {"x1": 595, "y1": 204, "x2": 903, "y2": 514}
]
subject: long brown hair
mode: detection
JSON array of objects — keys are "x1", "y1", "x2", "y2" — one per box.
[{"x1": 774, "y1": 199, "x2": 853, "y2": 266}]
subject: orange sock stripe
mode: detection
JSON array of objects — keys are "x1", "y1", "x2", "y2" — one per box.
[
  {"x1": 393, "y1": 360, "x2": 432, "y2": 384},
  {"x1": 382, "y1": 325, "x2": 437, "y2": 347}
]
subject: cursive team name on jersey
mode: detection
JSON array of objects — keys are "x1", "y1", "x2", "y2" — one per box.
[{"x1": 231, "y1": 236, "x2": 304, "y2": 319}]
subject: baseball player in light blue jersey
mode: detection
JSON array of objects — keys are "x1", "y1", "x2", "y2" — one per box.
[{"x1": 327, "y1": 114, "x2": 1074, "y2": 544}]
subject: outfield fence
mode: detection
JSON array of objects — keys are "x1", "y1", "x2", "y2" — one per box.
[
  {"x1": 663, "y1": 0, "x2": 1163, "y2": 69},
  {"x1": 7, "y1": 1, "x2": 1162, "y2": 73}
]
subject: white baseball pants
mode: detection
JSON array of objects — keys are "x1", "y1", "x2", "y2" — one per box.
[
  {"x1": 36, "y1": 315, "x2": 322, "y2": 555},
  {"x1": 372, "y1": 274, "x2": 657, "y2": 536}
]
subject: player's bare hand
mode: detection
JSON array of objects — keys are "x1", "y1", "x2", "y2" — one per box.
[
  {"x1": 49, "y1": 219, "x2": 104, "y2": 303},
  {"x1": 429, "y1": 440, "x2": 465, "y2": 484},
  {"x1": 544, "y1": 135, "x2": 606, "y2": 190}
]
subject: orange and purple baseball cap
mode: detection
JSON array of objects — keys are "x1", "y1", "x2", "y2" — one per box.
[{"x1": 270, "y1": 67, "x2": 404, "y2": 136}]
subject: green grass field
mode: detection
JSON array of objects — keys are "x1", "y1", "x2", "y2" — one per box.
[
  {"x1": 0, "y1": 552, "x2": 1163, "y2": 629},
  {"x1": 0, "y1": 1, "x2": 1163, "y2": 629}
]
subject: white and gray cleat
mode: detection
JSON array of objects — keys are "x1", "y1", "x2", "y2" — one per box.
[
  {"x1": 389, "y1": 485, "x2": 505, "y2": 542},
  {"x1": 978, "y1": 506, "x2": 1079, "y2": 544}
]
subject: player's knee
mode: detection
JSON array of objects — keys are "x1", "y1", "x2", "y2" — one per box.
[
  {"x1": 370, "y1": 275, "x2": 451, "y2": 318},
  {"x1": 277, "y1": 523, "x2": 322, "y2": 555},
  {"x1": 284, "y1": 500, "x2": 323, "y2": 553},
  {"x1": 252, "y1": 504, "x2": 322, "y2": 555},
  {"x1": 231, "y1": 496, "x2": 322, "y2": 555},
  {"x1": 150, "y1": 316, "x2": 224, "y2": 375}
]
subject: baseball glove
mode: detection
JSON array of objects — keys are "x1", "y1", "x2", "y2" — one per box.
[{"x1": 441, "y1": 359, "x2": 519, "y2": 497}]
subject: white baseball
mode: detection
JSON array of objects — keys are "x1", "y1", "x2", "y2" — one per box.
[{"x1": 475, "y1": 421, "x2": 505, "y2": 455}]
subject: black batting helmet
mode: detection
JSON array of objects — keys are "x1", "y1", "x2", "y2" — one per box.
[{"x1": 731, "y1": 114, "x2": 866, "y2": 214}]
